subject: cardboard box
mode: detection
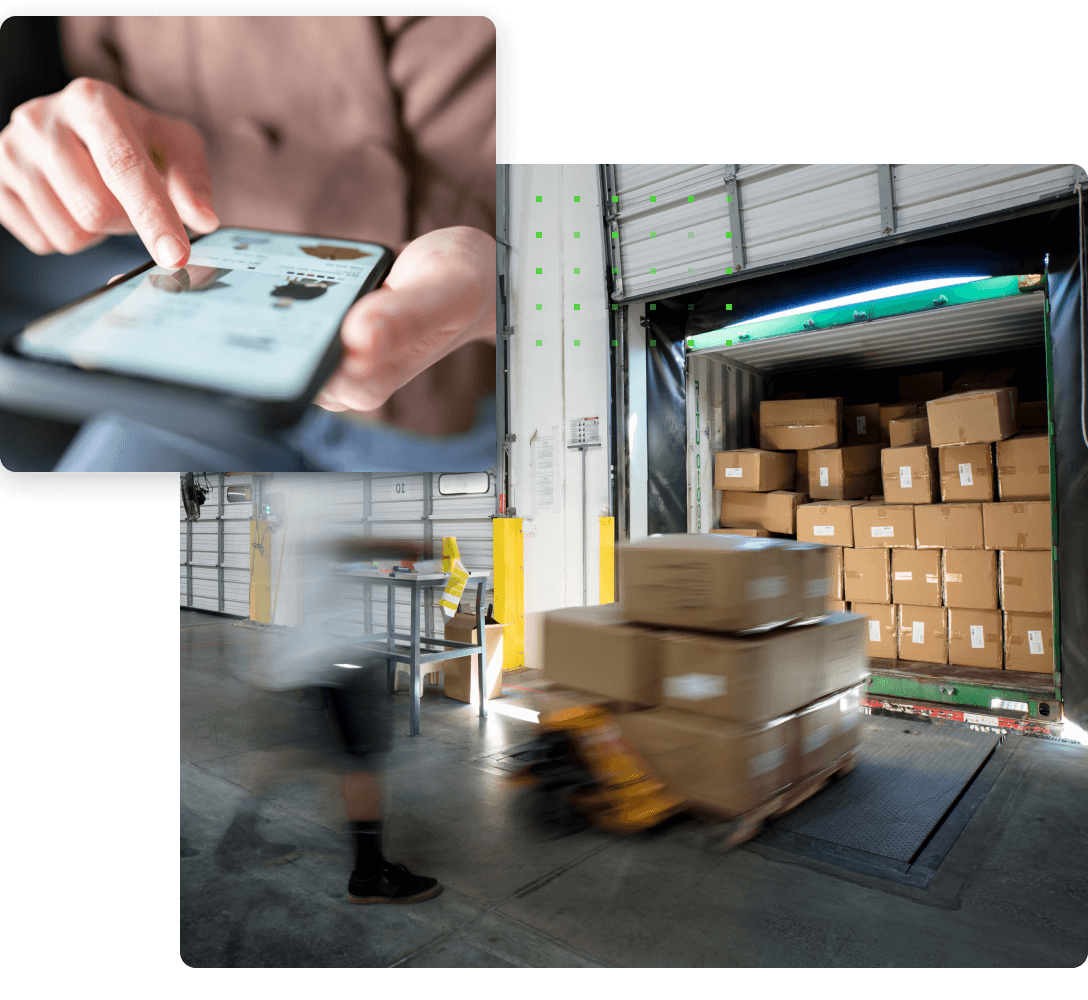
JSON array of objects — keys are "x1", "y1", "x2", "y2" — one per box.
[
  {"x1": 851, "y1": 602, "x2": 897, "y2": 660},
  {"x1": 950, "y1": 366, "x2": 1017, "y2": 393},
  {"x1": 797, "y1": 685, "x2": 863, "y2": 780},
  {"x1": 795, "y1": 449, "x2": 811, "y2": 486},
  {"x1": 720, "y1": 490, "x2": 805, "y2": 535},
  {"x1": 1004, "y1": 612, "x2": 1055, "y2": 674},
  {"x1": 938, "y1": 443, "x2": 995, "y2": 502},
  {"x1": 760, "y1": 398, "x2": 842, "y2": 451},
  {"x1": 796, "y1": 500, "x2": 864, "y2": 546},
  {"x1": 879, "y1": 403, "x2": 919, "y2": 441},
  {"x1": 829, "y1": 545, "x2": 844, "y2": 600},
  {"x1": 947, "y1": 608, "x2": 1003, "y2": 669},
  {"x1": 983, "y1": 501, "x2": 1052, "y2": 551},
  {"x1": 817, "y1": 612, "x2": 871, "y2": 693},
  {"x1": 915, "y1": 503, "x2": 985, "y2": 549},
  {"x1": 891, "y1": 549, "x2": 942, "y2": 606},
  {"x1": 827, "y1": 600, "x2": 849, "y2": 613},
  {"x1": 658, "y1": 626, "x2": 811, "y2": 724},
  {"x1": 996, "y1": 433, "x2": 1051, "y2": 500},
  {"x1": 926, "y1": 388, "x2": 1018, "y2": 446},
  {"x1": 852, "y1": 502, "x2": 916, "y2": 549},
  {"x1": 615, "y1": 708, "x2": 796, "y2": 817},
  {"x1": 443, "y1": 614, "x2": 506, "y2": 704},
  {"x1": 807, "y1": 445, "x2": 883, "y2": 500},
  {"x1": 943, "y1": 549, "x2": 998, "y2": 611},
  {"x1": 897, "y1": 604, "x2": 948, "y2": 664},
  {"x1": 711, "y1": 528, "x2": 771, "y2": 538},
  {"x1": 843, "y1": 403, "x2": 882, "y2": 445},
  {"x1": 882, "y1": 445, "x2": 939, "y2": 504},
  {"x1": 714, "y1": 449, "x2": 796, "y2": 492},
  {"x1": 898, "y1": 371, "x2": 945, "y2": 403},
  {"x1": 888, "y1": 417, "x2": 931, "y2": 448},
  {"x1": 844, "y1": 547, "x2": 891, "y2": 604},
  {"x1": 619, "y1": 534, "x2": 809, "y2": 634},
  {"x1": 542, "y1": 605, "x2": 664, "y2": 705},
  {"x1": 999, "y1": 551, "x2": 1053, "y2": 613},
  {"x1": 787, "y1": 541, "x2": 838, "y2": 621},
  {"x1": 1017, "y1": 400, "x2": 1049, "y2": 431}
]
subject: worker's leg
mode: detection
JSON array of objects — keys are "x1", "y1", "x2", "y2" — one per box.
[{"x1": 340, "y1": 771, "x2": 382, "y2": 821}]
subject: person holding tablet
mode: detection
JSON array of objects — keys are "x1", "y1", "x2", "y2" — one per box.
[{"x1": 0, "y1": 15, "x2": 496, "y2": 471}]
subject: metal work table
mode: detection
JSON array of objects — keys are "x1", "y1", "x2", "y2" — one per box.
[{"x1": 337, "y1": 568, "x2": 491, "y2": 737}]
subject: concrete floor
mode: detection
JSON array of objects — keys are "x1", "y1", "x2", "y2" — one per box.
[{"x1": 181, "y1": 608, "x2": 1088, "y2": 968}]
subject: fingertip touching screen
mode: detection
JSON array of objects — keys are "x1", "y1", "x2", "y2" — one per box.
[{"x1": 15, "y1": 228, "x2": 387, "y2": 400}]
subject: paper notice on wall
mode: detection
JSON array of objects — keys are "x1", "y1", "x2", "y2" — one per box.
[
  {"x1": 819, "y1": 467, "x2": 829, "y2": 487},
  {"x1": 1028, "y1": 630, "x2": 1045, "y2": 655},
  {"x1": 868, "y1": 620, "x2": 881, "y2": 642},
  {"x1": 899, "y1": 466, "x2": 912, "y2": 489},
  {"x1": 912, "y1": 620, "x2": 925, "y2": 644},
  {"x1": 970, "y1": 625, "x2": 985, "y2": 649},
  {"x1": 959, "y1": 463, "x2": 974, "y2": 487},
  {"x1": 532, "y1": 432, "x2": 557, "y2": 511}
]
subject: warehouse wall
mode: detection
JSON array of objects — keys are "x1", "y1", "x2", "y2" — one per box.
[{"x1": 507, "y1": 165, "x2": 613, "y2": 668}]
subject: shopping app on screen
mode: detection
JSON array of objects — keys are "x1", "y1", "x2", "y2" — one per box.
[{"x1": 17, "y1": 228, "x2": 383, "y2": 398}]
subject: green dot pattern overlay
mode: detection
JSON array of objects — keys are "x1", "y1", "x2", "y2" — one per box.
[
  {"x1": 574, "y1": 196, "x2": 580, "y2": 202},
  {"x1": 688, "y1": 232, "x2": 694, "y2": 238},
  {"x1": 611, "y1": 304, "x2": 618, "y2": 311},
  {"x1": 574, "y1": 304, "x2": 580, "y2": 310},
  {"x1": 650, "y1": 339, "x2": 657, "y2": 346},
  {"x1": 726, "y1": 231, "x2": 732, "y2": 238},
  {"x1": 612, "y1": 340, "x2": 618, "y2": 346},
  {"x1": 612, "y1": 268, "x2": 618, "y2": 274},
  {"x1": 650, "y1": 196, "x2": 657, "y2": 202},
  {"x1": 727, "y1": 304, "x2": 732, "y2": 311},
  {"x1": 536, "y1": 267, "x2": 542, "y2": 274},
  {"x1": 536, "y1": 304, "x2": 542, "y2": 310},
  {"x1": 650, "y1": 268, "x2": 657, "y2": 274},
  {"x1": 687, "y1": 339, "x2": 695, "y2": 348},
  {"x1": 649, "y1": 304, "x2": 657, "y2": 310},
  {"x1": 574, "y1": 339, "x2": 580, "y2": 346},
  {"x1": 536, "y1": 232, "x2": 542, "y2": 239},
  {"x1": 650, "y1": 231, "x2": 657, "y2": 238},
  {"x1": 612, "y1": 195, "x2": 619, "y2": 203},
  {"x1": 574, "y1": 267, "x2": 580, "y2": 274},
  {"x1": 536, "y1": 195, "x2": 542, "y2": 202},
  {"x1": 535, "y1": 340, "x2": 542, "y2": 346},
  {"x1": 574, "y1": 232, "x2": 580, "y2": 238},
  {"x1": 688, "y1": 195, "x2": 695, "y2": 202}
]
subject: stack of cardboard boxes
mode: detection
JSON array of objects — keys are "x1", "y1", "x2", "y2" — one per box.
[
  {"x1": 723, "y1": 376, "x2": 1054, "y2": 675},
  {"x1": 542, "y1": 534, "x2": 868, "y2": 819}
]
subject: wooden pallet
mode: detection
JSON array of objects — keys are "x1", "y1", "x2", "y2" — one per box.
[{"x1": 689, "y1": 750, "x2": 858, "y2": 853}]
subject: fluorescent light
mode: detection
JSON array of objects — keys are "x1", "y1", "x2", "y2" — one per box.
[
  {"x1": 748, "y1": 276, "x2": 992, "y2": 324},
  {"x1": 333, "y1": 662, "x2": 362, "y2": 669}
]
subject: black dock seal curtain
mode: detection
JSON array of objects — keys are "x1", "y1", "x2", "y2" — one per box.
[{"x1": 644, "y1": 299, "x2": 688, "y2": 536}]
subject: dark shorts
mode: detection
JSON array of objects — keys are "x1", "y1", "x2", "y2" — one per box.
[{"x1": 317, "y1": 659, "x2": 394, "y2": 769}]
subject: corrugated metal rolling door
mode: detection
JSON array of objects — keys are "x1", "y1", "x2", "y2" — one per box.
[
  {"x1": 606, "y1": 163, "x2": 1084, "y2": 302},
  {"x1": 292, "y1": 472, "x2": 496, "y2": 640},
  {"x1": 180, "y1": 474, "x2": 253, "y2": 617}
]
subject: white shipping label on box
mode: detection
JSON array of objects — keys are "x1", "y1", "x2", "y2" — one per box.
[
  {"x1": 958, "y1": 462, "x2": 974, "y2": 487},
  {"x1": 663, "y1": 673, "x2": 728, "y2": 701},
  {"x1": 802, "y1": 726, "x2": 831, "y2": 755},
  {"x1": 805, "y1": 578, "x2": 831, "y2": 598},
  {"x1": 1028, "y1": 630, "x2": 1045, "y2": 655},
  {"x1": 747, "y1": 576, "x2": 788, "y2": 601},
  {"x1": 926, "y1": 574, "x2": 940, "y2": 584},
  {"x1": 871, "y1": 525, "x2": 895, "y2": 538},
  {"x1": 725, "y1": 467, "x2": 743, "y2": 478},
  {"x1": 899, "y1": 466, "x2": 913, "y2": 489},
  {"x1": 813, "y1": 525, "x2": 836, "y2": 536},
  {"x1": 970, "y1": 625, "x2": 985, "y2": 649},
  {"x1": 748, "y1": 744, "x2": 787, "y2": 778},
  {"x1": 819, "y1": 467, "x2": 829, "y2": 487},
  {"x1": 856, "y1": 416, "x2": 866, "y2": 434},
  {"x1": 868, "y1": 620, "x2": 882, "y2": 642},
  {"x1": 912, "y1": 620, "x2": 925, "y2": 644},
  {"x1": 894, "y1": 571, "x2": 913, "y2": 581}
]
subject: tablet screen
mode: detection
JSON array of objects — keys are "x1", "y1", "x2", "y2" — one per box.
[{"x1": 15, "y1": 228, "x2": 386, "y2": 400}]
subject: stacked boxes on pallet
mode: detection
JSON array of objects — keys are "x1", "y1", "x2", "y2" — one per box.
[{"x1": 542, "y1": 534, "x2": 868, "y2": 819}]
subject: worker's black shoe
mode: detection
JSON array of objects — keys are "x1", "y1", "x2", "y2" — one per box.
[{"x1": 347, "y1": 861, "x2": 442, "y2": 904}]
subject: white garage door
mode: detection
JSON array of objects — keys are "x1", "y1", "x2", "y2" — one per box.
[
  {"x1": 179, "y1": 474, "x2": 253, "y2": 617},
  {"x1": 604, "y1": 163, "x2": 1085, "y2": 301},
  {"x1": 257, "y1": 471, "x2": 496, "y2": 637}
]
